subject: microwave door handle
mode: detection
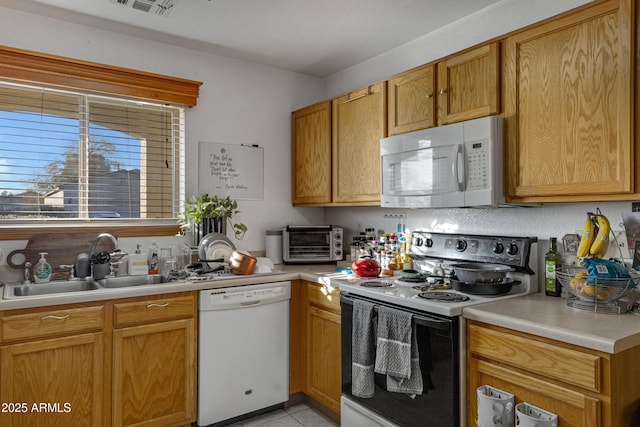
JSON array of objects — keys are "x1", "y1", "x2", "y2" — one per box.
[{"x1": 455, "y1": 145, "x2": 464, "y2": 190}]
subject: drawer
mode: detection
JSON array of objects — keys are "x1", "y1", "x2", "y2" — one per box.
[
  {"x1": 467, "y1": 322, "x2": 602, "y2": 392},
  {"x1": 1, "y1": 305, "x2": 104, "y2": 343},
  {"x1": 307, "y1": 282, "x2": 341, "y2": 312},
  {"x1": 114, "y1": 294, "x2": 195, "y2": 328}
]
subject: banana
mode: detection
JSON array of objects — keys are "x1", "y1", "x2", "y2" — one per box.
[
  {"x1": 589, "y1": 213, "x2": 611, "y2": 258},
  {"x1": 577, "y1": 213, "x2": 595, "y2": 258}
]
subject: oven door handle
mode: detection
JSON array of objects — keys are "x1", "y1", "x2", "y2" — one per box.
[{"x1": 340, "y1": 295, "x2": 452, "y2": 331}]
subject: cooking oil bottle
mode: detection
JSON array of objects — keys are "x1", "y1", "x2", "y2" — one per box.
[{"x1": 545, "y1": 237, "x2": 562, "y2": 297}]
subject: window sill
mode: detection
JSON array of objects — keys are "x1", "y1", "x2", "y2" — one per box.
[{"x1": 0, "y1": 220, "x2": 182, "y2": 240}]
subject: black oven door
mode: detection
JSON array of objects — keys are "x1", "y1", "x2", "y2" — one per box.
[{"x1": 340, "y1": 293, "x2": 459, "y2": 427}]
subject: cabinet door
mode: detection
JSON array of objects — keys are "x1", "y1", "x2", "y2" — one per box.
[
  {"x1": 468, "y1": 357, "x2": 601, "y2": 427},
  {"x1": 112, "y1": 319, "x2": 196, "y2": 427},
  {"x1": 437, "y1": 42, "x2": 499, "y2": 125},
  {"x1": 0, "y1": 333, "x2": 104, "y2": 427},
  {"x1": 503, "y1": 0, "x2": 633, "y2": 200},
  {"x1": 307, "y1": 305, "x2": 341, "y2": 414},
  {"x1": 388, "y1": 64, "x2": 436, "y2": 135},
  {"x1": 332, "y1": 82, "x2": 386, "y2": 205},
  {"x1": 292, "y1": 102, "x2": 332, "y2": 205}
]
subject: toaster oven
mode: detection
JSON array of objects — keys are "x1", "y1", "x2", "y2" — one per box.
[{"x1": 283, "y1": 225, "x2": 343, "y2": 264}]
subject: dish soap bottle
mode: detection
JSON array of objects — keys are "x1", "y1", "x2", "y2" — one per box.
[
  {"x1": 545, "y1": 237, "x2": 562, "y2": 297},
  {"x1": 33, "y1": 252, "x2": 52, "y2": 283},
  {"x1": 148, "y1": 241, "x2": 159, "y2": 275}
]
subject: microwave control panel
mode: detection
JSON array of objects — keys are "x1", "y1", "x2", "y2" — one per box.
[{"x1": 465, "y1": 139, "x2": 490, "y2": 191}]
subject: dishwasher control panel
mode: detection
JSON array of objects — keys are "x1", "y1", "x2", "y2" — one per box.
[{"x1": 200, "y1": 281, "x2": 291, "y2": 311}]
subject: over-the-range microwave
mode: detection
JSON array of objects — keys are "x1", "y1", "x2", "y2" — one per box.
[{"x1": 380, "y1": 115, "x2": 503, "y2": 208}]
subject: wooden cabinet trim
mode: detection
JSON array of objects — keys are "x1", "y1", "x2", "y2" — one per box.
[{"x1": 0, "y1": 45, "x2": 202, "y2": 107}]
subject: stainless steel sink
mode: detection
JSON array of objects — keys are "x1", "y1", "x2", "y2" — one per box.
[
  {"x1": 97, "y1": 275, "x2": 168, "y2": 288},
  {"x1": 3, "y1": 280, "x2": 101, "y2": 299}
]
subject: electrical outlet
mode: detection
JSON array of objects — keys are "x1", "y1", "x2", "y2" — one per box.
[
  {"x1": 383, "y1": 212, "x2": 407, "y2": 220},
  {"x1": 607, "y1": 230, "x2": 628, "y2": 258}
]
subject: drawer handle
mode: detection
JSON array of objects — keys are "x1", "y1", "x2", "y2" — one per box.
[
  {"x1": 147, "y1": 303, "x2": 170, "y2": 309},
  {"x1": 345, "y1": 86, "x2": 372, "y2": 103},
  {"x1": 41, "y1": 314, "x2": 70, "y2": 321}
]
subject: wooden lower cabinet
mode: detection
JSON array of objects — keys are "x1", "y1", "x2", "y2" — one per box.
[
  {"x1": 0, "y1": 303, "x2": 106, "y2": 427},
  {"x1": 0, "y1": 332, "x2": 104, "y2": 427},
  {"x1": 0, "y1": 292, "x2": 196, "y2": 427},
  {"x1": 290, "y1": 280, "x2": 342, "y2": 416},
  {"x1": 112, "y1": 293, "x2": 196, "y2": 427},
  {"x1": 467, "y1": 321, "x2": 640, "y2": 427}
]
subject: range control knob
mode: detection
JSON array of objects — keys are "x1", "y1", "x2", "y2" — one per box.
[
  {"x1": 425, "y1": 238, "x2": 433, "y2": 248},
  {"x1": 492, "y1": 242, "x2": 504, "y2": 254},
  {"x1": 414, "y1": 236, "x2": 424, "y2": 247},
  {"x1": 455, "y1": 240, "x2": 467, "y2": 252},
  {"x1": 507, "y1": 243, "x2": 519, "y2": 256}
]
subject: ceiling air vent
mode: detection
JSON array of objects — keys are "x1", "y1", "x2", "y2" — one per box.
[{"x1": 110, "y1": 0, "x2": 181, "y2": 17}]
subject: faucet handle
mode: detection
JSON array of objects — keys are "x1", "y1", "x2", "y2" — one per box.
[
  {"x1": 110, "y1": 249, "x2": 127, "y2": 261},
  {"x1": 59, "y1": 264, "x2": 76, "y2": 279}
]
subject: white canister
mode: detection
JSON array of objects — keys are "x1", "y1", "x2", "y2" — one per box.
[
  {"x1": 477, "y1": 385, "x2": 515, "y2": 427},
  {"x1": 515, "y1": 402, "x2": 557, "y2": 427},
  {"x1": 265, "y1": 229, "x2": 283, "y2": 264}
]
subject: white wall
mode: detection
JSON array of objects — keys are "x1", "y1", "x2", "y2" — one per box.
[{"x1": 0, "y1": 5, "x2": 326, "y2": 257}]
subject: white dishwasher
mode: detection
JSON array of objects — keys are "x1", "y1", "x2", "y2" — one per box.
[{"x1": 197, "y1": 281, "x2": 290, "y2": 426}]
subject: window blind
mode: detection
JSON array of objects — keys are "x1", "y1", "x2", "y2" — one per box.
[{"x1": 0, "y1": 81, "x2": 185, "y2": 220}]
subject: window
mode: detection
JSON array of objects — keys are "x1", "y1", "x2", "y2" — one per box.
[{"x1": 0, "y1": 81, "x2": 185, "y2": 220}]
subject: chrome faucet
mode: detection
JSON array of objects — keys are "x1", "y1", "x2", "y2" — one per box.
[
  {"x1": 90, "y1": 233, "x2": 126, "y2": 280},
  {"x1": 90, "y1": 233, "x2": 119, "y2": 258},
  {"x1": 23, "y1": 261, "x2": 32, "y2": 285}
]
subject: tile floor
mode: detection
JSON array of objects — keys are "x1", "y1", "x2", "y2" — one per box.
[{"x1": 228, "y1": 403, "x2": 339, "y2": 427}]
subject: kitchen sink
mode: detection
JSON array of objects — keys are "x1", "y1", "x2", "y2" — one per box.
[
  {"x1": 97, "y1": 275, "x2": 169, "y2": 288},
  {"x1": 3, "y1": 280, "x2": 101, "y2": 299}
]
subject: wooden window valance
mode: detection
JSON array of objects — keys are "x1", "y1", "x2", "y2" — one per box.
[{"x1": 0, "y1": 45, "x2": 202, "y2": 107}]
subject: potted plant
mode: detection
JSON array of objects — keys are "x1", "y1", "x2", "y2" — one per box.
[{"x1": 179, "y1": 194, "x2": 247, "y2": 245}]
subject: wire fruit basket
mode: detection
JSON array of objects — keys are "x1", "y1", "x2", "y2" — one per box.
[{"x1": 556, "y1": 266, "x2": 639, "y2": 314}]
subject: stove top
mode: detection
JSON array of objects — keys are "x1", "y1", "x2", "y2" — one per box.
[{"x1": 333, "y1": 232, "x2": 539, "y2": 316}]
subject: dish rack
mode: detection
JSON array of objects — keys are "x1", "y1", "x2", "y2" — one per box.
[{"x1": 556, "y1": 266, "x2": 640, "y2": 314}]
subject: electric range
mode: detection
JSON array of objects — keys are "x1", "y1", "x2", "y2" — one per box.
[{"x1": 334, "y1": 231, "x2": 538, "y2": 317}]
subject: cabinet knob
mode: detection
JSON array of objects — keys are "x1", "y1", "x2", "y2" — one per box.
[
  {"x1": 439, "y1": 88, "x2": 447, "y2": 95},
  {"x1": 425, "y1": 93, "x2": 433, "y2": 98}
]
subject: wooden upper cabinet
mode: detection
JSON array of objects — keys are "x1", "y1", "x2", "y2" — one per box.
[
  {"x1": 503, "y1": 0, "x2": 633, "y2": 201},
  {"x1": 388, "y1": 64, "x2": 436, "y2": 135},
  {"x1": 292, "y1": 102, "x2": 332, "y2": 205},
  {"x1": 437, "y1": 42, "x2": 500, "y2": 125},
  {"x1": 332, "y1": 82, "x2": 387, "y2": 205}
]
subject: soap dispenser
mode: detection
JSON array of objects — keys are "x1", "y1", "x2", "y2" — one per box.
[{"x1": 33, "y1": 252, "x2": 52, "y2": 283}]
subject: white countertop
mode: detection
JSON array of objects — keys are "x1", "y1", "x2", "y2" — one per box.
[
  {"x1": 4, "y1": 266, "x2": 640, "y2": 355},
  {"x1": 462, "y1": 293, "x2": 640, "y2": 354},
  {"x1": 0, "y1": 264, "x2": 344, "y2": 311}
]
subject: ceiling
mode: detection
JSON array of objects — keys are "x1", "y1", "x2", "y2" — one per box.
[{"x1": 1, "y1": 0, "x2": 503, "y2": 78}]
